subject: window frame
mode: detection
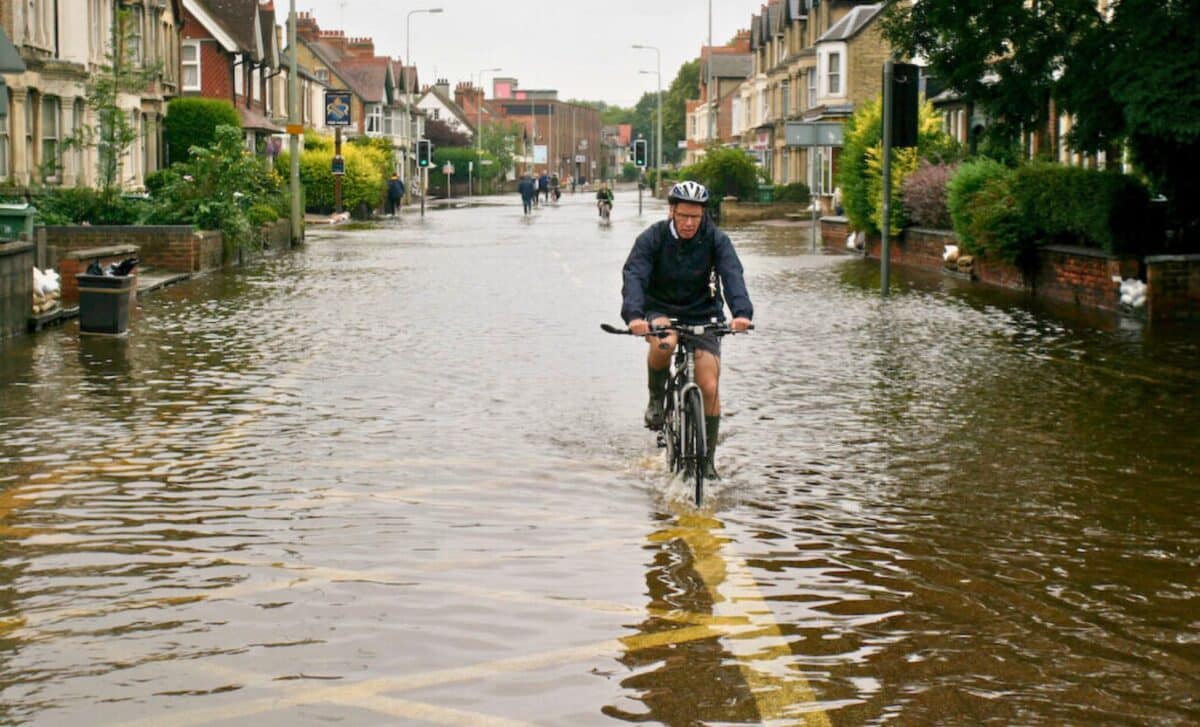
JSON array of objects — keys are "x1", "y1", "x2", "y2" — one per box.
[{"x1": 182, "y1": 41, "x2": 201, "y2": 91}]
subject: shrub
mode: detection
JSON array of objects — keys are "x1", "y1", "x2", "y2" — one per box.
[
  {"x1": 31, "y1": 187, "x2": 145, "y2": 225},
  {"x1": 246, "y1": 202, "x2": 279, "y2": 227},
  {"x1": 838, "y1": 98, "x2": 961, "y2": 236},
  {"x1": 773, "y1": 182, "x2": 811, "y2": 205},
  {"x1": 281, "y1": 138, "x2": 386, "y2": 215},
  {"x1": 901, "y1": 161, "x2": 956, "y2": 229},
  {"x1": 164, "y1": 98, "x2": 241, "y2": 165},
  {"x1": 963, "y1": 174, "x2": 1029, "y2": 264},
  {"x1": 621, "y1": 162, "x2": 639, "y2": 182},
  {"x1": 678, "y1": 146, "x2": 759, "y2": 205},
  {"x1": 946, "y1": 158, "x2": 1010, "y2": 255},
  {"x1": 1009, "y1": 162, "x2": 1151, "y2": 254}
]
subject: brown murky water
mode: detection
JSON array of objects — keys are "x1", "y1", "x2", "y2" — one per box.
[{"x1": 1, "y1": 193, "x2": 1197, "y2": 725}]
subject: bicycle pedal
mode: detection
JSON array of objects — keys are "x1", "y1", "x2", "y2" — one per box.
[{"x1": 655, "y1": 432, "x2": 666, "y2": 448}]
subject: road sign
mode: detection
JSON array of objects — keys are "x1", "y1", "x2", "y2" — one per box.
[
  {"x1": 331, "y1": 155, "x2": 345, "y2": 175},
  {"x1": 574, "y1": 154, "x2": 586, "y2": 163},
  {"x1": 480, "y1": 159, "x2": 493, "y2": 166},
  {"x1": 784, "y1": 121, "x2": 844, "y2": 147},
  {"x1": 324, "y1": 90, "x2": 352, "y2": 127},
  {"x1": 442, "y1": 163, "x2": 455, "y2": 175}
]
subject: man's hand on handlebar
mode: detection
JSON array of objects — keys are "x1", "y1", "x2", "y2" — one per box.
[
  {"x1": 730, "y1": 317, "x2": 752, "y2": 333},
  {"x1": 628, "y1": 319, "x2": 650, "y2": 336}
]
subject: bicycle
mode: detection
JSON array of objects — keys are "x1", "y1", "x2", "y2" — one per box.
[
  {"x1": 598, "y1": 199, "x2": 612, "y2": 222},
  {"x1": 602, "y1": 320, "x2": 751, "y2": 505}
]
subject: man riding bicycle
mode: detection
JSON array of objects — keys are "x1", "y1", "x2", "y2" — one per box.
[
  {"x1": 596, "y1": 184, "x2": 614, "y2": 217},
  {"x1": 620, "y1": 180, "x2": 753, "y2": 478}
]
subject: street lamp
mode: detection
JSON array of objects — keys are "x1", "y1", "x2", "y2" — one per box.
[
  {"x1": 632, "y1": 44, "x2": 662, "y2": 196},
  {"x1": 405, "y1": 7, "x2": 443, "y2": 187},
  {"x1": 475, "y1": 66, "x2": 501, "y2": 155}
]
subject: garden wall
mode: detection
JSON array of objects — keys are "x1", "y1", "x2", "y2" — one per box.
[
  {"x1": 819, "y1": 217, "x2": 1199, "y2": 320},
  {"x1": 720, "y1": 200, "x2": 809, "y2": 224},
  {"x1": 0, "y1": 241, "x2": 34, "y2": 339},
  {"x1": 40, "y1": 226, "x2": 223, "y2": 274}
]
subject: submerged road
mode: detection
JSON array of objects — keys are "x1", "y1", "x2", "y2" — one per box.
[{"x1": 1, "y1": 189, "x2": 1198, "y2": 724}]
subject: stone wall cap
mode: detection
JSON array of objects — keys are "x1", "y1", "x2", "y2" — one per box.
[
  {"x1": 1145, "y1": 254, "x2": 1200, "y2": 263},
  {"x1": 819, "y1": 215, "x2": 848, "y2": 223},
  {"x1": 0, "y1": 240, "x2": 34, "y2": 255},
  {"x1": 907, "y1": 227, "x2": 956, "y2": 238},
  {"x1": 1042, "y1": 244, "x2": 1122, "y2": 259},
  {"x1": 64, "y1": 244, "x2": 139, "y2": 260}
]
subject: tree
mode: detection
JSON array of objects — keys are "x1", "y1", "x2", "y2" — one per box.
[
  {"x1": 662, "y1": 60, "x2": 700, "y2": 164},
  {"x1": 73, "y1": 8, "x2": 161, "y2": 193},
  {"x1": 480, "y1": 120, "x2": 524, "y2": 180},
  {"x1": 881, "y1": 0, "x2": 1200, "y2": 244},
  {"x1": 679, "y1": 146, "x2": 758, "y2": 203},
  {"x1": 164, "y1": 98, "x2": 242, "y2": 165},
  {"x1": 425, "y1": 117, "x2": 471, "y2": 148}
]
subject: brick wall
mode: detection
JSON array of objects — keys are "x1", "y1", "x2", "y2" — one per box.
[
  {"x1": 0, "y1": 241, "x2": 35, "y2": 339},
  {"x1": 1032, "y1": 246, "x2": 1138, "y2": 312},
  {"x1": 42, "y1": 226, "x2": 225, "y2": 276},
  {"x1": 720, "y1": 200, "x2": 810, "y2": 224},
  {"x1": 1146, "y1": 255, "x2": 1200, "y2": 321},
  {"x1": 863, "y1": 227, "x2": 947, "y2": 269},
  {"x1": 820, "y1": 216, "x2": 850, "y2": 251}
]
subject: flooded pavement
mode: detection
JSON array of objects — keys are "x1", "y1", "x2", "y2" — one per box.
[{"x1": 1, "y1": 190, "x2": 1198, "y2": 725}]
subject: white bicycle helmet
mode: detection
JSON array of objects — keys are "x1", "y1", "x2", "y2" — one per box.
[{"x1": 667, "y1": 180, "x2": 710, "y2": 205}]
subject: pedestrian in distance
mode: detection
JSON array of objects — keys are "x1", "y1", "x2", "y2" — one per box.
[
  {"x1": 550, "y1": 174, "x2": 561, "y2": 202},
  {"x1": 518, "y1": 174, "x2": 536, "y2": 215},
  {"x1": 620, "y1": 180, "x2": 754, "y2": 479},
  {"x1": 386, "y1": 173, "x2": 405, "y2": 216},
  {"x1": 538, "y1": 172, "x2": 550, "y2": 203}
]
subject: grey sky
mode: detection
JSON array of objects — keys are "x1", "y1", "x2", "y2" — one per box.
[{"x1": 293, "y1": 1, "x2": 766, "y2": 107}]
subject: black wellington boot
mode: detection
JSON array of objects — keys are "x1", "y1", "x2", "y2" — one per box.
[
  {"x1": 704, "y1": 415, "x2": 720, "y2": 479},
  {"x1": 644, "y1": 366, "x2": 669, "y2": 429}
]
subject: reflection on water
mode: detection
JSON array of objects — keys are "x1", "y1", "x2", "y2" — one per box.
[{"x1": 1, "y1": 200, "x2": 1198, "y2": 724}]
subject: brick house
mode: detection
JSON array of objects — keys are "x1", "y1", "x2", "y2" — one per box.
[{"x1": 179, "y1": 0, "x2": 283, "y2": 156}]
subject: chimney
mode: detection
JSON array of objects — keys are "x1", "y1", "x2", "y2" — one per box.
[
  {"x1": 435, "y1": 77, "x2": 450, "y2": 97},
  {"x1": 347, "y1": 36, "x2": 375, "y2": 59},
  {"x1": 296, "y1": 11, "x2": 320, "y2": 41}
]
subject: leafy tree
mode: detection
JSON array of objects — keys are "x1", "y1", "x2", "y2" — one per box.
[
  {"x1": 882, "y1": 0, "x2": 1200, "y2": 244},
  {"x1": 662, "y1": 60, "x2": 700, "y2": 164},
  {"x1": 164, "y1": 98, "x2": 241, "y2": 165},
  {"x1": 71, "y1": 8, "x2": 162, "y2": 193},
  {"x1": 480, "y1": 120, "x2": 524, "y2": 180},
  {"x1": 678, "y1": 146, "x2": 758, "y2": 203},
  {"x1": 426, "y1": 117, "x2": 472, "y2": 148}
]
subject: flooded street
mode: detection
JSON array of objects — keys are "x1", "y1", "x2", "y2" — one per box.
[{"x1": 1, "y1": 191, "x2": 1198, "y2": 725}]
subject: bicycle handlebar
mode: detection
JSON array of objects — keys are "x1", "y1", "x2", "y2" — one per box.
[{"x1": 600, "y1": 321, "x2": 754, "y2": 337}]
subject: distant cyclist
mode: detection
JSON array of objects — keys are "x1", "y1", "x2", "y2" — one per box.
[
  {"x1": 620, "y1": 180, "x2": 753, "y2": 478},
  {"x1": 596, "y1": 184, "x2": 614, "y2": 218}
]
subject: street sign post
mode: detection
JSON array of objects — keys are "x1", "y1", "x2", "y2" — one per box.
[
  {"x1": 324, "y1": 90, "x2": 352, "y2": 127},
  {"x1": 785, "y1": 121, "x2": 847, "y2": 252}
]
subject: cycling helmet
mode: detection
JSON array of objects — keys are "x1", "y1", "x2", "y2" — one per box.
[{"x1": 667, "y1": 180, "x2": 710, "y2": 205}]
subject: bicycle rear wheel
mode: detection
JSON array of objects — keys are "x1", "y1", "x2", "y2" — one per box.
[{"x1": 681, "y1": 388, "x2": 706, "y2": 505}]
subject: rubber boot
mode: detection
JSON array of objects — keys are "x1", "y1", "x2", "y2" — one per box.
[
  {"x1": 644, "y1": 366, "x2": 669, "y2": 429},
  {"x1": 704, "y1": 415, "x2": 720, "y2": 479}
]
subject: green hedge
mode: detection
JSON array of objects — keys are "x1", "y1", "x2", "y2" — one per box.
[
  {"x1": 773, "y1": 182, "x2": 810, "y2": 204},
  {"x1": 164, "y1": 98, "x2": 241, "y2": 165},
  {"x1": 947, "y1": 160, "x2": 1152, "y2": 264},
  {"x1": 281, "y1": 137, "x2": 388, "y2": 214}
]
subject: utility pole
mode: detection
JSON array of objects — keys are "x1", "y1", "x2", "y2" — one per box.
[{"x1": 287, "y1": 0, "x2": 301, "y2": 242}]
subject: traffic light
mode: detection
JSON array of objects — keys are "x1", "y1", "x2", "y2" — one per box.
[
  {"x1": 417, "y1": 139, "x2": 432, "y2": 168},
  {"x1": 888, "y1": 62, "x2": 920, "y2": 148},
  {"x1": 633, "y1": 139, "x2": 647, "y2": 168}
]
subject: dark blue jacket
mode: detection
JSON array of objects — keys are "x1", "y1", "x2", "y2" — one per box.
[{"x1": 621, "y1": 217, "x2": 753, "y2": 324}]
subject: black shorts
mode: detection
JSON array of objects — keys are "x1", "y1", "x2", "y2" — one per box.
[{"x1": 647, "y1": 312, "x2": 721, "y2": 358}]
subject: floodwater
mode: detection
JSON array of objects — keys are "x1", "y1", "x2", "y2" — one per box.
[{"x1": 1, "y1": 190, "x2": 1197, "y2": 725}]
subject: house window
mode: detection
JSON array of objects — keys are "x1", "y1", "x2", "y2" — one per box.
[
  {"x1": 234, "y1": 60, "x2": 244, "y2": 98},
  {"x1": 71, "y1": 99, "x2": 84, "y2": 179},
  {"x1": 128, "y1": 6, "x2": 144, "y2": 65},
  {"x1": 41, "y1": 96, "x2": 60, "y2": 181},
  {"x1": 366, "y1": 104, "x2": 382, "y2": 133},
  {"x1": 807, "y1": 69, "x2": 816, "y2": 108},
  {"x1": 781, "y1": 81, "x2": 790, "y2": 117},
  {"x1": 827, "y1": 52, "x2": 841, "y2": 95},
  {"x1": 316, "y1": 69, "x2": 329, "y2": 84},
  {"x1": 182, "y1": 41, "x2": 200, "y2": 90},
  {"x1": 252, "y1": 67, "x2": 261, "y2": 102},
  {"x1": 25, "y1": 94, "x2": 35, "y2": 179},
  {"x1": 0, "y1": 101, "x2": 8, "y2": 180},
  {"x1": 760, "y1": 91, "x2": 768, "y2": 124}
]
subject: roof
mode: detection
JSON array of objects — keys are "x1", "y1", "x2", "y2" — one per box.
[
  {"x1": 238, "y1": 105, "x2": 284, "y2": 132},
  {"x1": 418, "y1": 86, "x2": 472, "y2": 129},
  {"x1": 338, "y1": 58, "x2": 390, "y2": 104},
  {"x1": 193, "y1": 0, "x2": 261, "y2": 57},
  {"x1": 707, "y1": 54, "x2": 752, "y2": 80},
  {"x1": 816, "y1": 4, "x2": 884, "y2": 43}
]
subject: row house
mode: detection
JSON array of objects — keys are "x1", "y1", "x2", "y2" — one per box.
[
  {"x1": 180, "y1": 0, "x2": 285, "y2": 157},
  {"x1": 685, "y1": 31, "x2": 752, "y2": 166},
  {"x1": 416, "y1": 79, "x2": 474, "y2": 140},
  {"x1": 734, "y1": 1, "x2": 888, "y2": 208},
  {"x1": 1, "y1": 0, "x2": 183, "y2": 190},
  {"x1": 294, "y1": 16, "x2": 422, "y2": 180}
]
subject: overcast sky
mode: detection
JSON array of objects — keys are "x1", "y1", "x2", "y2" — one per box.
[{"x1": 293, "y1": 1, "x2": 767, "y2": 107}]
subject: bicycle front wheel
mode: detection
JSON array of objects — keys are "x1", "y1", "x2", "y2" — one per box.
[{"x1": 681, "y1": 388, "x2": 706, "y2": 506}]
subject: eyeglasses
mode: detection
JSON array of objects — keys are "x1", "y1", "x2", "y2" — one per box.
[{"x1": 674, "y1": 212, "x2": 703, "y2": 222}]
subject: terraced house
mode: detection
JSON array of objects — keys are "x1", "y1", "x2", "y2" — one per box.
[
  {"x1": 733, "y1": 0, "x2": 889, "y2": 211},
  {"x1": 0, "y1": 0, "x2": 183, "y2": 190}
]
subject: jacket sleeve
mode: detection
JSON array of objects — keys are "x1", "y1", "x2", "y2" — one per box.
[
  {"x1": 714, "y1": 231, "x2": 753, "y2": 320},
  {"x1": 621, "y1": 229, "x2": 656, "y2": 323}
]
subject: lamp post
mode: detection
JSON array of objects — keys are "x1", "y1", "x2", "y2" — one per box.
[
  {"x1": 632, "y1": 44, "x2": 661, "y2": 196},
  {"x1": 287, "y1": 0, "x2": 300, "y2": 242},
  {"x1": 405, "y1": 7, "x2": 443, "y2": 192}
]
